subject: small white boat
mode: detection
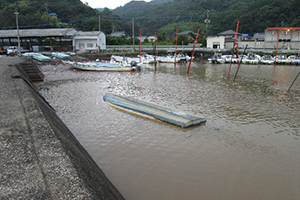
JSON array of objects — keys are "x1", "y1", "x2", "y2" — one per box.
[
  {"x1": 68, "y1": 61, "x2": 140, "y2": 72},
  {"x1": 242, "y1": 54, "x2": 260, "y2": 65},
  {"x1": 288, "y1": 55, "x2": 300, "y2": 65},
  {"x1": 208, "y1": 54, "x2": 225, "y2": 64},
  {"x1": 158, "y1": 54, "x2": 190, "y2": 63},
  {"x1": 260, "y1": 55, "x2": 274, "y2": 65},
  {"x1": 275, "y1": 55, "x2": 291, "y2": 65}
]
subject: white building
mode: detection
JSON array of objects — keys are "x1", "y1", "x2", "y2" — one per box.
[
  {"x1": 73, "y1": 31, "x2": 106, "y2": 53},
  {"x1": 264, "y1": 27, "x2": 300, "y2": 50},
  {"x1": 207, "y1": 30, "x2": 241, "y2": 49},
  {"x1": 207, "y1": 35, "x2": 225, "y2": 49},
  {"x1": 207, "y1": 27, "x2": 300, "y2": 50}
]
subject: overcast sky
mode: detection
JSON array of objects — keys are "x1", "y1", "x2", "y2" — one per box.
[{"x1": 82, "y1": 0, "x2": 151, "y2": 9}]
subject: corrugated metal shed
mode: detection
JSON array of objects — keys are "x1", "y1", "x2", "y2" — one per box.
[{"x1": 0, "y1": 28, "x2": 76, "y2": 38}]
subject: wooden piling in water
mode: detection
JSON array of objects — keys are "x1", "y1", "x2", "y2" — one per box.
[
  {"x1": 233, "y1": 44, "x2": 248, "y2": 81},
  {"x1": 187, "y1": 28, "x2": 200, "y2": 75},
  {"x1": 274, "y1": 30, "x2": 280, "y2": 67},
  {"x1": 288, "y1": 70, "x2": 300, "y2": 92},
  {"x1": 175, "y1": 28, "x2": 178, "y2": 65},
  {"x1": 227, "y1": 21, "x2": 240, "y2": 80},
  {"x1": 139, "y1": 29, "x2": 142, "y2": 63},
  {"x1": 155, "y1": 30, "x2": 157, "y2": 70}
]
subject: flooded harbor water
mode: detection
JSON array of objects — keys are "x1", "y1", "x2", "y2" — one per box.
[{"x1": 39, "y1": 61, "x2": 300, "y2": 200}]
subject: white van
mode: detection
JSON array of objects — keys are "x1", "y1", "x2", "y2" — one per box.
[{"x1": 7, "y1": 46, "x2": 19, "y2": 55}]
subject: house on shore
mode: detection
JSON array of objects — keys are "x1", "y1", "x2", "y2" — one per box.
[
  {"x1": 206, "y1": 30, "x2": 241, "y2": 49},
  {"x1": 73, "y1": 31, "x2": 106, "y2": 53},
  {"x1": 207, "y1": 27, "x2": 300, "y2": 51}
]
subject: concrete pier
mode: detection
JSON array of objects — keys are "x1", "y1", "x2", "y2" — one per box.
[{"x1": 0, "y1": 57, "x2": 124, "y2": 199}]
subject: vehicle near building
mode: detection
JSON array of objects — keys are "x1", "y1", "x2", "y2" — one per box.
[{"x1": 6, "y1": 46, "x2": 19, "y2": 55}]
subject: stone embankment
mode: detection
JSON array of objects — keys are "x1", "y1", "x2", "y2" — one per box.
[{"x1": 0, "y1": 57, "x2": 124, "y2": 199}]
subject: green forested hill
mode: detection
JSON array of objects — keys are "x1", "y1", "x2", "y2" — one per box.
[
  {"x1": 0, "y1": 0, "x2": 299, "y2": 39},
  {"x1": 112, "y1": 0, "x2": 300, "y2": 36},
  {"x1": 0, "y1": 0, "x2": 98, "y2": 30}
]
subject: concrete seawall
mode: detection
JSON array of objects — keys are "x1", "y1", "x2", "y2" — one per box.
[{"x1": 0, "y1": 57, "x2": 124, "y2": 199}]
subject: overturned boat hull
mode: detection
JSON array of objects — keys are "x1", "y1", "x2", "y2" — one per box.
[{"x1": 103, "y1": 93, "x2": 206, "y2": 128}]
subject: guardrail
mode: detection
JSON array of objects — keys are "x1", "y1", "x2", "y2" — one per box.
[
  {"x1": 106, "y1": 45, "x2": 299, "y2": 54},
  {"x1": 106, "y1": 45, "x2": 223, "y2": 53}
]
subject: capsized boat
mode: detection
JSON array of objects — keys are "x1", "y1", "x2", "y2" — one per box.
[
  {"x1": 33, "y1": 53, "x2": 51, "y2": 62},
  {"x1": 103, "y1": 93, "x2": 206, "y2": 128},
  {"x1": 52, "y1": 52, "x2": 70, "y2": 59},
  {"x1": 22, "y1": 52, "x2": 51, "y2": 61}
]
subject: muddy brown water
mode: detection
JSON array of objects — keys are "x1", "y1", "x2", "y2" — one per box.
[{"x1": 39, "y1": 61, "x2": 300, "y2": 200}]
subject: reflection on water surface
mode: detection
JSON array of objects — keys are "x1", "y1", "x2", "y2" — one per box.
[{"x1": 40, "y1": 61, "x2": 300, "y2": 200}]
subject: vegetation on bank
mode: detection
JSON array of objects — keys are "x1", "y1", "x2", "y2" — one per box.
[{"x1": 0, "y1": 0, "x2": 299, "y2": 45}]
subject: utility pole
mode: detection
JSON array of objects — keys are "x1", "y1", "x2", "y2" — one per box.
[
  {"x1": 132, "y1": 18, "x2": 135, "y2": 51},
  {"x1": 205, "y1": 10, "x2": 210, "y2": 37},
  {"x1": 14, "y1": 11, "x2": 21, "y2": 56},
  {"x1": 98, "y1": 15, "x2": 101, "y2": 32},
  {"x1": 44, "y1": 3, "x2": 48, "y2": 13}
]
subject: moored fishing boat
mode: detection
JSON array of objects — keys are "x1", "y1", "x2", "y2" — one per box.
[
  {"x1": 242, "y1": 54, "x2": 260, "y2": 64},
  {"x1": 158, "y1": 53, "x2": 191, "y2": 63},
  {"x1": 275, "y1": 55, "x2": 291, "y2": 65},
  {"x1": 67, "y1": 60, "x2": 140, "y2": 72},
  {"x1": 103, "y1": 93, "x2": 206, "y2": 128},
  {"x1": 208, "y1": 54, "x2": 225, "y2": 64},
  {"x1": 260, "y1": 55, "x2": 274, "y2": 65},
  {"x1": 288, "y1": 55, "x2": 300, "y2": 65}
]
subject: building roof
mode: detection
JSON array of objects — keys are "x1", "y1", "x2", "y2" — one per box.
[
  {"x1": 110, "y1": 31, "x2": 126, "y2": 37},
  {"x1": 0, "y1": 28, "x2": 76, "y2": 38},
  {"x1": 265, "y1": 27, "x2": 300, "y2": 31},
  {"x1": 74, "y1": 31, "x2": 103, "y2": 36},
  {"x1": 252, "y1": 32, "x2": 265, "y2": 40},
  {"x1": 218, "y1": 30, "x2": 241, "y2": 36}
]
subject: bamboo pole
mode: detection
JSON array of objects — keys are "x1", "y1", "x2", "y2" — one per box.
[
  {"x1": 287, "y1": 70, "x2": 300, "y2": 92},
  {"x1": 274, "y1": 29, "x2": 280, "y2": 67},
  {"x1": 139, "y1": 29, "x2": 142, "y2": 63},
  {"x1": 187, "y1": 28, "x2": 200, "y2": 74},
  {"x1": 233, "y1": 44, "x2": 248, "y2": 81},
  {"x1": 155, "y1": 30, "x2": 157, "y2": 70},
  {"x1": 174, "y1": 28, "x2": 178, "y2": 64},
  {"x1": 227, "y1": 21, "x2": 240, "y2": 80}
]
